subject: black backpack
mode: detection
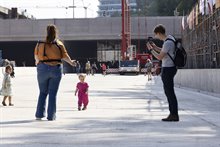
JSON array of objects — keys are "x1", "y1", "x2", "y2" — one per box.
[{"x1": 165, "y1": 37, "x2": 187, "y2": 68}]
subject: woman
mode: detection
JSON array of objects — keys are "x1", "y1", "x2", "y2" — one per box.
[{"x1": 34, "y1": 24, "x2": 75, "y2": 121}]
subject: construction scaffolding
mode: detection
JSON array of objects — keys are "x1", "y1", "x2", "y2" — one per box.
[
  {"x1": 121, "y1": 0, "x2": 131, "y2": 60},
  {"x1": 182, "y1": 4, "x2": 220, "y2": 69}
]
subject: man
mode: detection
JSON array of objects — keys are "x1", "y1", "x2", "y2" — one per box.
[{"x1": 147, "y1": 24, "x2": 179, "y2": 122}]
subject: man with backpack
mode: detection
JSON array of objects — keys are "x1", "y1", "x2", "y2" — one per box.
[{"x1": 147, "y1": 24, "x2": 181, "y2": 122}]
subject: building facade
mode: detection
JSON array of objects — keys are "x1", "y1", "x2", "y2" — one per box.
[
  {"x1": 98, "y1": 0, "x2": 137, "y2": 17},
  {"x1": 0, "y1": 17, "x2": 182, "y2": 66},
  {"x1": 0, "y1": 6, "x2": 34, "y2": 19}
]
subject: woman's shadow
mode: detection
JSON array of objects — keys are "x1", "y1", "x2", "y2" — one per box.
[{"x1": 0, "y1": 119, "x2": 46, "y2": 125}]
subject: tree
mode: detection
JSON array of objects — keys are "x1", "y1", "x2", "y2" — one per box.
[{"x1": 135, "y1": 0, "x2": 198, "y2": 16}]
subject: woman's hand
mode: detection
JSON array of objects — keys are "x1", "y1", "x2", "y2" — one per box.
[
  {"x1": 62, "y1": 58, "x2": 76, "y2": 66},
  {"x1": 71, "y1": 60, "x2": 76, "y2": 66}
]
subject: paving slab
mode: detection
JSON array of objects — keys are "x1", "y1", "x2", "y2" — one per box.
[{"x1": 0, "y1": 68, "x2": 220, "y2": 147}]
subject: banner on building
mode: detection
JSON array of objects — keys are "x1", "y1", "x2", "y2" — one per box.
[
  {"x1": 207, "y1": 0, "x2": 213, "y2": 14},
  {"x1": 187, "y1": 10, "x2": 194, "y2": 30},
  {"x1": 200, "y1": 0, "x2": 205, "y2": 14},
  {"x1": 213, "y1": 0, "x2": 216, "y2": 5},
  {"x1": 196, "y1": 3, "x2": 199, "y2": 25},
  {"x1": 182, "y1": 16, "x2": 185, "y2": 30},
  {"x1": 216, "y1": 0, "x2": 220, "y2": 8}
]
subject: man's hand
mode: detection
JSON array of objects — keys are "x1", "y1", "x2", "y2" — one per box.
[
  {"x1": 150, "y1": 42, "x2": 158, "y2": 49},
  {"x1": 146, "y1": 42, "x2": 153, "y2": 50},
  {"x1": 146, "y1": 42, "x2": 154, "y2": 52}
]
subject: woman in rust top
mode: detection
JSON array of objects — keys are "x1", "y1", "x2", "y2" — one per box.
[{"x1": 34, "y1": 24, "x2": 75, "y2": 121}]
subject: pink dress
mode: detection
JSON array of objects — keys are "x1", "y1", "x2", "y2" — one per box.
[{"x1": 77, "y1": 82, "x2": 89, "y2": 107}]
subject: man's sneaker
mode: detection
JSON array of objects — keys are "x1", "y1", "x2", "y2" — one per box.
[
  {"x1": 162, "y1": 114, "x2": 179, "y2": 122},
  {"x1": 78, "y1": 107, "x2": 81, "y2": 111},
  {"x1": 2, "y1": 101, "x2": 6, "y2": 106},
  {"x1": 47, "y1": 119, "x2": 56, "y2": 121}
]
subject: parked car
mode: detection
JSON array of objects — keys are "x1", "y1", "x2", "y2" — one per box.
[{"x1": 119, "y1": 60, "x2": 140, "y2": 75}]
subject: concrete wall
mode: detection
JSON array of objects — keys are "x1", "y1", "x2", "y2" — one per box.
[
  {"x1": 175, "y1": 69, "x2": 220, "y2": 94},
  {"x1": 0, "y1": 17, "x2": 182, "y2": 41}
]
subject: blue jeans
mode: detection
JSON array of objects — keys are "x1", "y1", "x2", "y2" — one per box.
[
  {"x1": 161, "y1": 67, "x2": 178, "y2": 115},
  {"x1": 35, "y1": 63, "x2": 62, "y2": 120}
]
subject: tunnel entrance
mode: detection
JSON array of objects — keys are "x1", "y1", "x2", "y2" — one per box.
[
  {"x1": 63, "y1": 40, "x2": 97, "y2": 73},
  {"x1": 0, "y1": 41, "x2": 36, "y2": 66}
]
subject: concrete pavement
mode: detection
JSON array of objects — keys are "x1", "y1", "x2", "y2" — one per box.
[{"x1": 0, "y1": 68, "x2": 220, "y2": 147}]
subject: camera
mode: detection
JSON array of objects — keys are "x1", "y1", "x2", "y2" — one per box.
[
  {"x1": 146, "y1": 37, "x2": 154, "y2": 54},
  {"x1": 146, "y1": 37, "x2": 154, "y2": 44}
]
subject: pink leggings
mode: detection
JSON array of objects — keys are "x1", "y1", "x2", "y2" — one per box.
[{"x1": 78, "y1": 95, "x2": 89, "y2": 108}]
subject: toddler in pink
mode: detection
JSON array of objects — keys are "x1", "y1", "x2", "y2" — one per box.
[{"x1": 75, "y1": 74, "x2": 89, "y2": 111}]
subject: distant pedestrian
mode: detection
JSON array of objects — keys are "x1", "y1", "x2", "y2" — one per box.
[
  {"x1": 34, "y1": 24, "x2": 75, "y2": 121},
  {"x1": 1, "y1": 65, "x2": 14, "y2": 106},
  {"x1": 85, "y1": 61, "x2": 91, "y2": 75},
  {"x1": 101, "y1": 63, "x2": 107, "y2": 76},
  {"x1": 91, "y1": 62, "x2": 98, "y2": 76},
  {"x1": 97, "y1": 61, "x2": 102, "y2": 73},
  {"x1": 145, "y1": 59, "x2": 153, "y2": 81},
  {"x1": 76, "y1": 61, "x2": 81, "y2": 74},
  {"x1": 75, "y1": 74, "x2": 89, "y2": 111},
  {"x1": 147, "y1": 24, "x2": 179, "y2": 121}
]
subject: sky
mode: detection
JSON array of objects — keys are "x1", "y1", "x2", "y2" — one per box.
[{"x1": 0, "y1": 0, "x2": 99, "y2": 19}]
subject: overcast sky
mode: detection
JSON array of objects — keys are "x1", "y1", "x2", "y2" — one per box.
[{"x1": 0, "y1": 0, "x2": 99, "y2": 19}]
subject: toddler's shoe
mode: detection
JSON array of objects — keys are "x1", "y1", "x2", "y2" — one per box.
[
  {"x1": 82, "y1": 107, "x2": 87, "y2": 111},
  {"x1": 78, "y1": 107, "x2": 81, "y2": 111}
]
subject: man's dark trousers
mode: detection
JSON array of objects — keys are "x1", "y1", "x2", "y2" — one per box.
[{"x1": 161, "y1": 67, "x2": 178, "y2": 116}]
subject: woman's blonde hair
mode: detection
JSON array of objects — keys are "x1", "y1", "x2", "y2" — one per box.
[{"x1": 46, "y1": 24, "x2": 57, "y2": 43}]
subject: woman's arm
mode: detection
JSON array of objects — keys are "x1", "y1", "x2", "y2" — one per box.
[
  {"x1": 62, "y1": 57, "x2": 75, "y2": 66},
  {"x1": 34, "y1": 55, "x2": 39, "y2": 66},
  {"x1": 58, "y1": 42, "x2": 76, "y2": 66},
  {"x1": 34, "y1": 44, "x2": 40, "y2": 66}
]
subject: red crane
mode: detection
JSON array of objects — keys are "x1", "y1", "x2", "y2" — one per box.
[{"x1": 121, "y1": 0, "x2": 131, "y2": 61}]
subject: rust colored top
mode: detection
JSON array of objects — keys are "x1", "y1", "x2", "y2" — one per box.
[{"x1": 34, "y1": 40, "x2": 70, "y2": 66}]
